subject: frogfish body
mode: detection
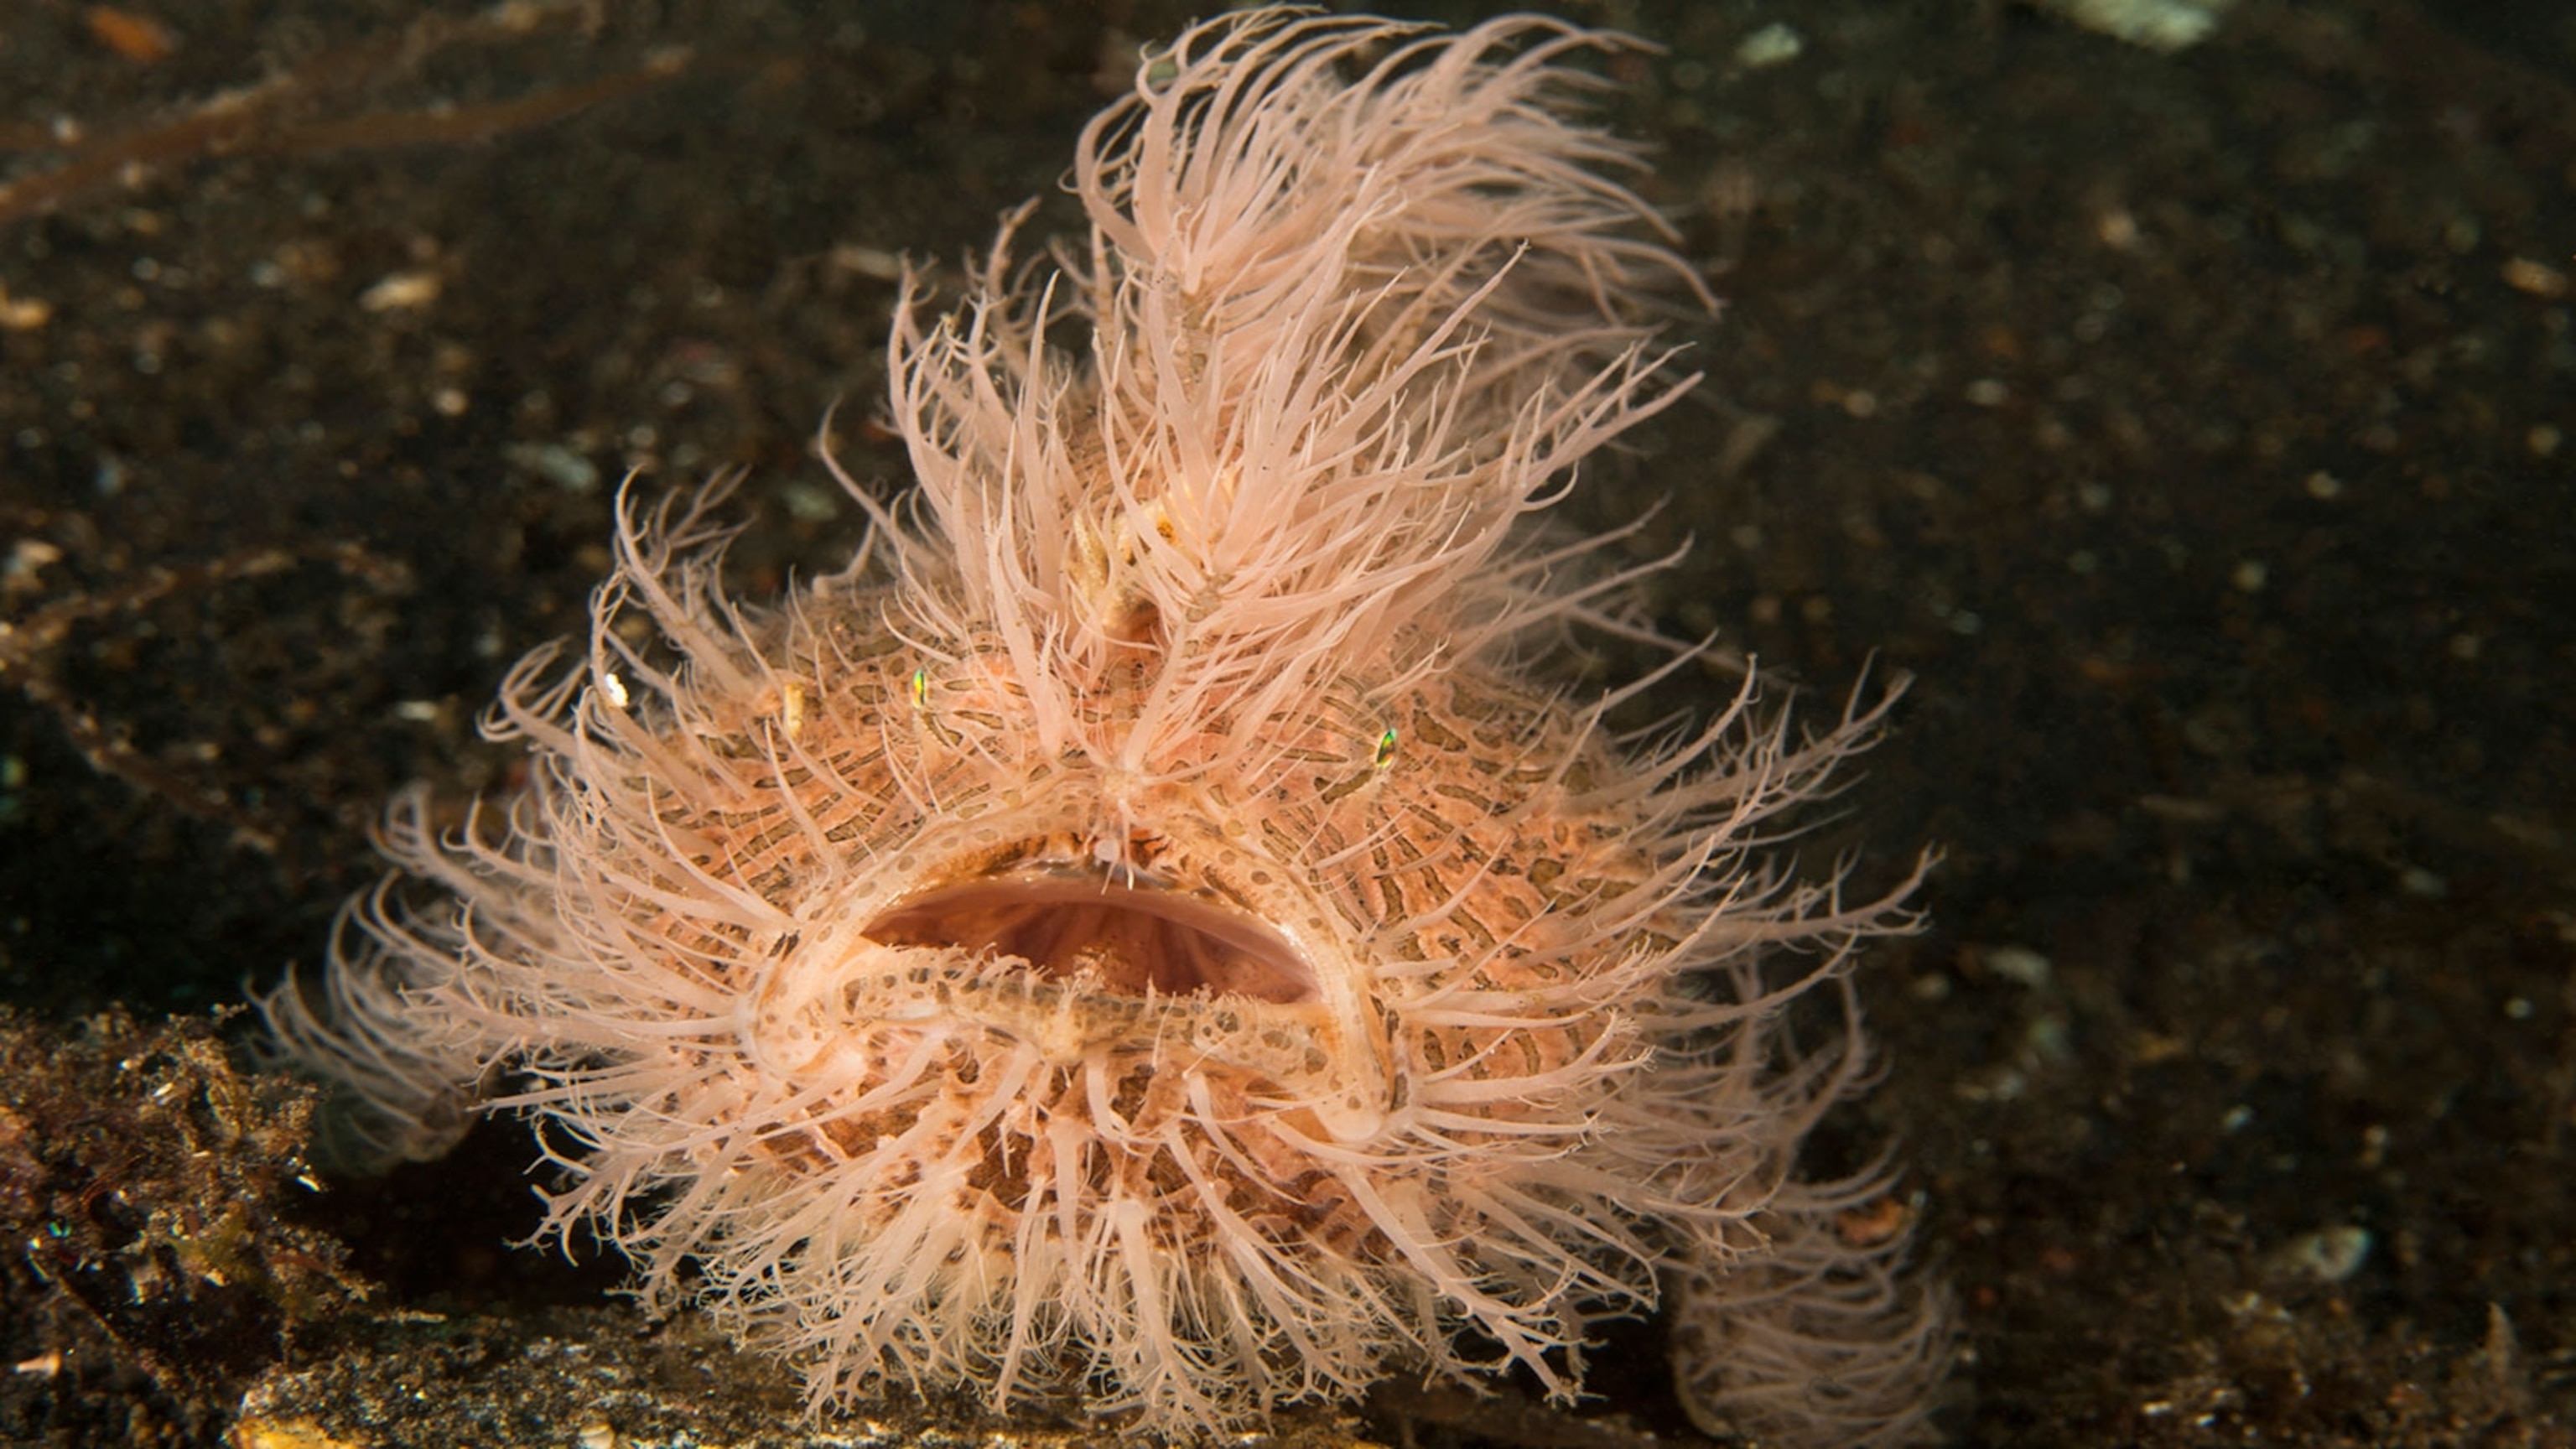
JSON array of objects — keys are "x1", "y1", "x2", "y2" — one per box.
[{"x1": 267, "y1": 9, "x2": 1949, "y2": 1444}]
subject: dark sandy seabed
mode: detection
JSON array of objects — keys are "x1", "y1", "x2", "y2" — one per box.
[{"x1": 0, "y1": 0, "x2": 2568, "y2": 1444}]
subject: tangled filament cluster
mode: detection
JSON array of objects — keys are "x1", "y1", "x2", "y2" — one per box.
[{"x1": 267, "y1": 9, "x2": 1950, "y2": 1444}]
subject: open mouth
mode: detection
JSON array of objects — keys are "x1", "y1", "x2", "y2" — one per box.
[{"x1": 862, "y1": 870, "x2": 1321, "y2": 1006}]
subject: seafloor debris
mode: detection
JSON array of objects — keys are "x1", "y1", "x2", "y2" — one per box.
[
  {"x1": 0, "y1": 0, "x2": 688, "y2": 228},
  {"x1": 0, "y1": 1009, "x2": 361, "y2": 1438},
  {"x1": 0, "y1": 538, "x2": 412, "y2": 860}
]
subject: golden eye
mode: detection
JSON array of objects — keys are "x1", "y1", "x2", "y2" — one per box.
[
  {"x1": 1372, "y1": 727, "x2": 1398, "y2": 771},
  {"x1": 910, "y1": 668, "x2": 931, "y2": 709}
]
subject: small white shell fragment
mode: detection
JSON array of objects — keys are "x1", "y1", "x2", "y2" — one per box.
[
  {"x1": 1733, "y1": 22, "x2": 1804, "y2": 68},
  {"x1": 358, "y1": 269, "x2": 442, "y2": 312},
  {"x1": 1985, "y1": 944, "x2": 2054, "y2": 989},
  {"x1": 2033, "y1": 0, "x2": 2237, "y2": 53}
]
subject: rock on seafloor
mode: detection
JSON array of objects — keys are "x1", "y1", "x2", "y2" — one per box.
[{"x1": 0, "y1": 1010, "x2": 361, "y2": 1443}]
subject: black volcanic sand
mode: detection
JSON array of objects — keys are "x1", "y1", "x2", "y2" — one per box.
[{"x1": 0, "y1": 2, "x2": 2568, "y2": 1445}]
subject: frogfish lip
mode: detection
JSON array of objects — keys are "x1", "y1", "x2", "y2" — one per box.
[{"x1": 860, "y1": 867, "x2": 1322, "y2": 1007}]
